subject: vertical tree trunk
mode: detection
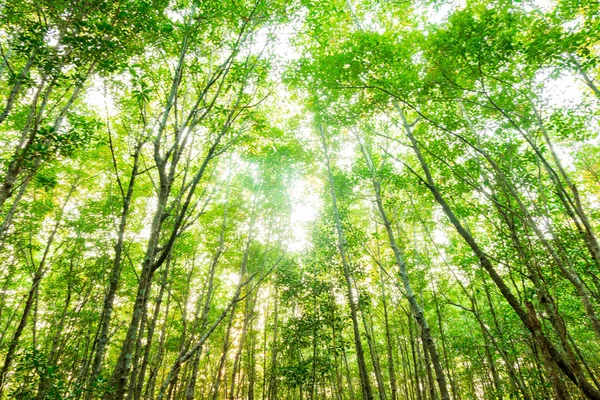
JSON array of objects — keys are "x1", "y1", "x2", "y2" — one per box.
[
  {"x1": 146, "y1": 279, "x2": 173, "y2": 400},
  {"x1": 329, "y1": 291, "x2": 345, "y2": 400},
  {"x1": 317, "y1": 120, "x2": 373, "y2": 400},
  {"x1": 421, "y1": 327, "x2": 436, "y2": 400},
  {"x1": 310, "y1": 298, "x2": 318, "y2": 400},
  {"x1": 106, "y1": 181, "x2": 169, "y2": 400},
  {"x1": 358, "y1": 136, "x2": 450, "y2": 400},
  {"x1": 433, "y1": 293, "x2": 460, "y2": 400},
  {"x1": 88, "y1": 143, "x2": 141, "y2": 397},
  {"x1": 408, "y1": 316, "x2": 423, "y2": 400},
  {"x1": 229, "y1": 294, "x2": 255, "y2": 400},
  {"x1": 128, "y1": 287, "x2": 149, "y2": 400},
  {"x1": 397, "y1": 328, "x2": 413, "y2": 400},
  {"x1": 248, "y1": 330, "x2": 256, "y2": 400},
  {"x1": 268, "y1": 288, "x2": 280, "y2": 400},
  {"x1": 342, "y1": 343, "x2": 357, "y2": 400},
  {"x1": 361, "y1": 308, "x2": 387, "y2": 400},
  {"x1": 380, "y1": 276, "x2": 398, "y2": 400},
  {"x1": 133, "y1": 258, "x2": 170, "y2": 400},
  {"x1": 36, "y1": 263, "x2": 74, "y2": 400},
  {"x1": 186, "y1": 193, "x2": 230, "y2": 399}
]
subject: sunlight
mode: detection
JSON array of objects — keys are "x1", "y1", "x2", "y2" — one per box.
[
  {"x1": 44, "y1": 27, "x2": 60, "y2": 48},
  {"x1": 420, "y1": 0, "x2": 466, "y2": 25},
  {"x1": 85, "y1": 77, "x2": 117, "y2": 116},
  {"x1": 287, "y1": 177, "x2": 321, "y2": 252}
]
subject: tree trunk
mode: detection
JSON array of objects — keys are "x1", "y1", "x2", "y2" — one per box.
[
  {"x1": 88, "y1": 142, "x2": 141, "y2": 396},
  {"x1": 396, "y1": 104, "x2": 600, "y2": 400},
  {"x1": 229, "y1": 293, "x2": 255, "y2": 400},
  {"x1": 318, "y1": 119, "x2": 373, "y2": 400},
  {"x1": 358, "y1": 136, "x2": 450, "y2": 400},
  {"x1": 0, "y1": 184, "x2": 75, "y2": 396},
  {"x1": 380, "y1": 276, "x2": 398, "y2": 400}
]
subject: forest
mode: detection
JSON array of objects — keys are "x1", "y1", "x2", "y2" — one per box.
[{"x1": 0, "y1": 0, "x2": 599, "y2": 399}]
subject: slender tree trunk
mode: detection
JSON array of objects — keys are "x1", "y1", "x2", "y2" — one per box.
[
  {"x1": 526, "y1": 302, "x2": 569, "y2": 400},
  {"x1": 36, "y1": 264, "x2": 74, "y2": 400},
  {"x1": 342, "y1": 343, "x2": 357, "y2": 400},
  {"x1": 248, "y1": 329, "x2": 256, "y2": 400},
  {"x1": 310, "y1": 306, "x2": 318, "y2": 400},
  {"x1": 318, "y1": 120, "x2": 373, "y2": 400},
  {"x1": 0, "y1": 52, "x2": 37, "y2": 125},
  {"x1": 380, "y1": 277, "x2": 398, "y2": 400},
  {"x1": 396, "y1": 104, "x2": 600, "y2": 400},
  {"x1": 462, "y1": 292, "x2": 529, "y2": 399},
  {"x1": 0, "y1": 184, "x2": 75, "y2": 396},
  {"x1": 361, "y1": 308, "x2": 387, "y2": 400},
  {"x1": 433, "y1": 293, "x2": 460, "y2": 400},
  {"x1": 358, "y1": 136, "x2": 450, "y2": 400},
  {"x1": 106, "y1": 180, "x2": 169, "y2": 399},
  {"x1": 571, "y1": 56, "x2": 600, "y2": 98},
  {"x1": 146, "y1": 279, "x2": 172, "y2": 400},
  {"x1": 133, "y1": 256, "x2": 171, "y2": 400},
  {"x1": 186, "y1": 191, "x2": 230, "y2": 399},
  {"x1": 268, "y1": 287, "x2": 279, "y2": 400},
  {"x1": 421, "y1": 329, "x2": 436, "y2": 400},
  {"x1": 0, "y1": 258, "x2": 17, "y2": 326},
  {"x1": 329, "y1": 291, "x2": 345, "y2": 400},
  {"x1": 0, "y1": 46, "x2": 73, "y2": 208},
  {"x1": 88, "y1": 143, "x2": 141, "y2": 396},
  {"x1": 262, "y1": 299, "x2": 269, "y2": 400},
  {"x1": 229, "y1": 294, "x2": 255, "y2": 400},
  {"x1": 408, "y1": 316, "x2": 423, "y2": 400},
  {"x1": 397, "y1": 326, "x2": 413, "y2": 400}
]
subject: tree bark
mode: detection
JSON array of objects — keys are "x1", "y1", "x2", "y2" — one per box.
[
  {"x1": 358, "y1": 136, "x2": 450, "y2": 400},
  {"x1": 396, "y1": 104, "x2": 600, "y2": 400},
  {"x1": 318, "y1": 119, "x2": 373, "y2": 400}
]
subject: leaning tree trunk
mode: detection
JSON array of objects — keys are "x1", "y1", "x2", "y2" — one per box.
[
  {"x1": 396, "y1": 103, "x2": 600, "y2": 400},
  {"x1": 0, "y1": 184, "x2": 75, "y2": 397}
]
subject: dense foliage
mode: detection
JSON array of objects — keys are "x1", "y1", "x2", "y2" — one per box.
[{"x1": 1, "y1": 0, "x2": 600, "y2": 399}]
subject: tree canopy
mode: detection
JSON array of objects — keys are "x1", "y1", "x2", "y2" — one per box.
[{"x1": 1, "y1": 0, "x2": 600, "y2": 399}]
